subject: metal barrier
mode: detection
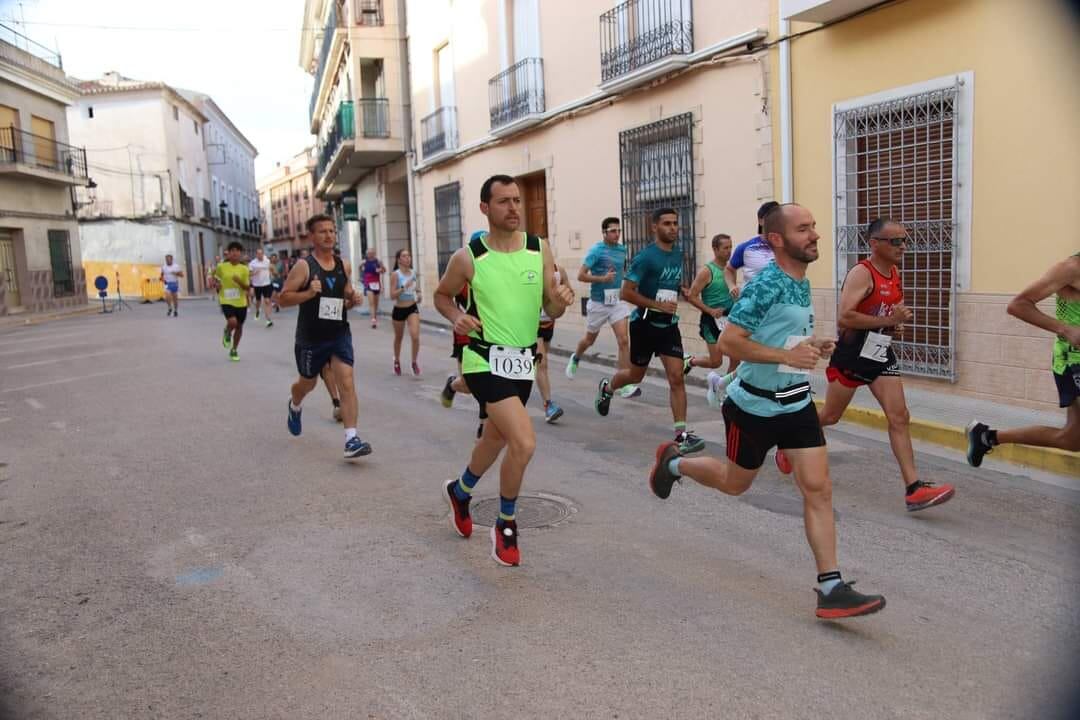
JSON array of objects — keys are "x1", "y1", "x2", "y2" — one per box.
[{"x1": 142, "y1": 277, "x2": 165, "y2": 302}]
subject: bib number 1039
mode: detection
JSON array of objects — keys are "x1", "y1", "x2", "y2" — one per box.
[{"x1": 489, "y1": 346, "x2": 535, "y2": 381}]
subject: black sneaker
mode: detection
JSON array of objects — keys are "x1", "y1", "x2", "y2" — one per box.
[
  {"x1": 595, "y1": 378, "x2": 613, "y2": 417},
  {"x1": 441, "y1": 375, "x2": 457, "y2": 408},
  {"x1": 675, "y1": 430, "x2": 706, "y2": 454},
  {"x1": 649, "y1": 441, "x2": 682, "y2": 500},
  {"x1": 965, "y1": 420, "x2": 993, "y2": 468},
  {"x1": 815, "y1": 581, "x2": 885, "y2": 619}
]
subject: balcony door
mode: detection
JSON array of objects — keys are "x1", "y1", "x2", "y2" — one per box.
[
  {"x1": 436, "y1": 43, "x2": 455, "y2": 111},
  {"x1": 30, "y1": 115, "x2": 56, "y2": 170},
  {"x1": 0, "y1": 105, "x2": 17, "y2": 162}
]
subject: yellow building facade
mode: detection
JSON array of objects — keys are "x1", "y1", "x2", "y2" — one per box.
[{"x1": 774, "y1": 0, "x2": 1080, "y2": 408}]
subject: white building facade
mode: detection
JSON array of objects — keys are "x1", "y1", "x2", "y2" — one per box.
[{"x1": 67, "y1": 73, "x2": 259, "y2": 297}]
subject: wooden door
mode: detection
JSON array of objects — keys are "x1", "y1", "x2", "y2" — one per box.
[
  {"x1": 0, "y1": 231, "x2": 22, "y2": 308},
  {"x1": 519, "y1": 172, "x2": 547, "y2": 238},
  {"x1": 30, "y1": 115, "x2": 56, "y2": 169},
  {"x1": 0, "y1": 105, "x2": 18, "y2": 161}
]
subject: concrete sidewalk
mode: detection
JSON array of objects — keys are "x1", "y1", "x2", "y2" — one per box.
[{"x1": 411, "y1": 305, "x2": 1078, "y2": 476}]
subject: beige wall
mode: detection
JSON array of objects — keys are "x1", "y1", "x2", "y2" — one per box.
[
  {"x1": 782, "y1": 0, "x2": 1080, "y2": 292},
  {"x1": 412, "y1": 58, "x2": 772, "y2": 350},
  {"x1": 770, "y1": 0, "x2": 1080, "y2": 407},
  {"x1": 0, "y1": 79, "x2": 73, "y2": 144}
]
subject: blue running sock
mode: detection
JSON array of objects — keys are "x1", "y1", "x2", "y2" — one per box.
[
  {"x1": 497, "y1": 495, "x2": 516, "y2": 525},
  {"x1": 454, "y1": 467, "x2": 480, "y2": 501},
  {"x1": 818, "y1": 570, "x2": 843, "y2": 596},
  {"x1": 667, "y1": 457, "x2": 682, "y2": 477}
]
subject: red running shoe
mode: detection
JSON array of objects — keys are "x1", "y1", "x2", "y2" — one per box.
[
  {"x1": 442, "y1": 478, "x2": 472, "y2": 538},
  {"x1": 775, "y1": 450, "x2": 793, "y2": 475},
  {"x1": 393, "y1": 359, "x2": 401, "y2": 376},
  {"x1": 905, "y1": 481, "x2": 956, "y2": 512},
  {"x1": 490, "y1": 520, "x2": 520, "y2": 566}
]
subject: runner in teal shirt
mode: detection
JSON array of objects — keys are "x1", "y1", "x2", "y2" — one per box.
[
  {"x1": 646, "y1": 204, "x2": 887, "y2": 621},
  {"x1": 595, "y1": 208, "x2": 706, "y2": 455}
]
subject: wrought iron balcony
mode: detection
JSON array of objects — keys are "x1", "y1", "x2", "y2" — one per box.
[
  {"x1": 0, "y1": 125, "x2": 88, "y2": 183},
  {"x1": 488, "y1": 57, "x2": 545, "y2": 132},
  {"x1": 600, "y1": 0, "x2": 693, "y2": 84},
  {"x1": 308, "y1": 2, "x2": 343, "y2": 125},
  {"x1": 421, "y1": 106, "x2": 458, "y2": 160},
  {"x1": 179, "y1": 190, "x2": 195, "y2": 217},
  {"x1": 316, "y1": 100, "x2": 355, "y2": 182},
  {"x1": 202, "y1": 198, "x2": 212, "y2": 221},
  {"x1": 357, "y1": 98, "x2": 390, "y2": 138}
]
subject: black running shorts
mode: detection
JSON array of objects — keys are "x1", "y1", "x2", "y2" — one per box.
[
  {"x1": 1054, "y1": 364, "x2": 1080, "y2": 408},
  {"x1": 253, "y1": 285, "x2": 273, "y2": 301},
  {"x1": 826, "y1": 346, "x2": 901, "y2": 388},
  {"x1": 537, "y1": 320, "x2": 554, "y2": 343},
  {"x1": 391, "y1": 303, "x2": 419, "y2": 322},
  {"x1": 721, "y1": 399, "x2": 825, "y2": 470},
  {"x1": 220, "y1": 304, "x2": 247, "y2": 324},
  {"x1": 463, "y1": 372, "x2": 532, "y2": 417},
  {"x1": 629, "y1": 318, "x2": 683, "y2": 367}
]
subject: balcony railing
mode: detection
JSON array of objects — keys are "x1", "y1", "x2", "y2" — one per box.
[
  {"x1": 0, "y1": 23, "x2": 62, "y2": 69},
  {"x1": 355, "y1": 0, "x2": 383, "y2": 26},
  {"x1": 308, "y1": 2, "x2": 343, "y2": 124},
  {"x1": 488, "y1": 57, "x2": 545, "y2": 131},
  {"x1": 316, "y1": 100, "x2": 355, "y2": 182},
  {"x1": 357, "y1": 98, "x2": 390, "y2": 138},
  {"x1": 179, "y1": 190, "x2": 195, "y2": 217},
  {"x1": 421, "y1": 106, "x2": 458, "y2": 159},
  {"x1": 202, "y1": 198, "x2": 212, "y2": 220},
  {"x1": 0, "y1": 125, "x2": 88, "y2": 180},
  {"x1": 599, "y1": 0, "x2": 693, "y2": 83}
]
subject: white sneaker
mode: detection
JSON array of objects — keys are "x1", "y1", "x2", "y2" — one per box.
[{"x1": 617, "y1": 384, "x2": 642, "y2": 399}]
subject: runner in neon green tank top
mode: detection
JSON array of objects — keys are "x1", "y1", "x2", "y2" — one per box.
[
  {"x1": 686, "y1": 233, "x2": 739, "y2": 408},
  {"x1": 433, "y1": 174, "x2": 575, "y2": 567},
  {"x1": 967, "y1": 253, "x2": 1080, "y2": 466}
]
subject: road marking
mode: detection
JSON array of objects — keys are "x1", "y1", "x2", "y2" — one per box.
[
  {"x1": 6, "y1": 350, "x2": 119, "y2": 370},
  {"x1": 0, "y1": 331, "x2": 90, "y2": 345},
  {"x1": 2, "y1": 370, "x2": 121, "y2": 394},
  {"x1": 0, "y1": 343, "x2": 91, "y2": 357},
  {"x1": 24, "y1": 398, "x2": 43, "y2": 410}
]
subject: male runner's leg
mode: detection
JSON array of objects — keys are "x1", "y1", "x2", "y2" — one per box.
[{"x1": 969, "y1": 398, "x2": 1080, "y2": 465}]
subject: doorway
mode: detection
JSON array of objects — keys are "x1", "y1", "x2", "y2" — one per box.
[
  {"x1": 181, "y1": 230, "x2": 195, "y2": 294},
  {"x1": 517, "y1": 171, "x2": 548, "y2": 238},
  {"x1": 0, "y1": 229, "x2": 23, "y2": 310}
]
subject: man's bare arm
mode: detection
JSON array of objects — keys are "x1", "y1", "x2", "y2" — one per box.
[{"x1": 1007, "y1": 257, "x2": 1080, "y2": 339}]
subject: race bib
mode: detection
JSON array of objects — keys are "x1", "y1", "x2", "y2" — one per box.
[
  {"x1": 777, "y1": 335, "x2": 811, "y2": 375},
  {"x1": 655, "y1": 289, "x2": 678, "y2": 304},
  {"x1": 223, "y1": 288, "x2": 241, "y2": 300},
  {"x1": 603, "y1": 289, "x2": 620, "y2": 306},
  {"x1": 859, "y1": 331, "x2": 892, "y2": 363},
  {"x1": 489, "y1": 345, "x2": 535, "y2": 381},
  {"x1": 318, "y1": 297, "x2": 344, "y2": 321},
  {"x1": 368, "y1": 281, "x2": 380, "y2": 292}
]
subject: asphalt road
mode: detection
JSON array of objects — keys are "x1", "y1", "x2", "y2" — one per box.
[{"x1": 0, "y1": 300, "x2": 1077, "y2": 720}]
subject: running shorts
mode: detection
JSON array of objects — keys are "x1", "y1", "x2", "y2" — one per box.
[
  {"x1": 165, "y1": 281, "x2": 179, "y2": 294},
  {"x1": 295, "y1": 331, "x2": 354, "y2": 379},
  {"x1": 463, "y1": 372, "x2": 533, "y2": 417},
  {"x1": 538, "y1": 320, "x2": 554, "y2": 343},
  {"x1": 392, "y1": 303, "x2": 419, "y2": 322},
  {"x1": 826, "y1": 346, "x2": 901, "y2": 387},
  {"x1": 698, "y1": 312, "x2": 727, "y2": 345},
  {"x1": 253, "y1": 284, "x2": 273, "y2": 301},
  {"x1": 586, "y1": 299, "x2": 633, "y2": 333},
  {"x1": 220, "y1": 304, "x2": 247, "y2": 324},
  {"x1": 721, "y1": 399, "x2": 825, "y2": 470},
  {"x1": 1054, "y1": 364, "x2": 1080, "y2": 408},
  {"x1": 629, "y1": 318, "x2": 683, "y2": 367}
]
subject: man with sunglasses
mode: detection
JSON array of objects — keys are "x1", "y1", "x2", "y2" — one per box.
[{"x1": 777, "y1": 218, "x2": 955, "y2": 512}]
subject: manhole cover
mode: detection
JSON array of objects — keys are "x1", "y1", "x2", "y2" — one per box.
[{"x1": 469, "y1": 492, "x2": 576, "y2": 529}]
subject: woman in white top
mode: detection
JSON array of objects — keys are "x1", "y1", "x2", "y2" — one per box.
[{"x1": 389, "y1": 248, "x2": 421, "y2": 376}]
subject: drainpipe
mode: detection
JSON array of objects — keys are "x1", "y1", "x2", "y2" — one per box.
[
  {"x1": 779, "y1": 18, "x2": 793, "y2": 203},
  {"x1": 400, "y1": 0, "x2": 421, "y2": 298}
]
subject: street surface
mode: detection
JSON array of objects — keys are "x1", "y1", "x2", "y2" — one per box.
[{"x1": 0, "y1": 301, "x2": 1077, "y2": 719}]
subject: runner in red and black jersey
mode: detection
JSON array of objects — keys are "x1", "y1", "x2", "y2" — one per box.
[{"x1": 778, "y1": 218, "x2": 954, "y2": 512}]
